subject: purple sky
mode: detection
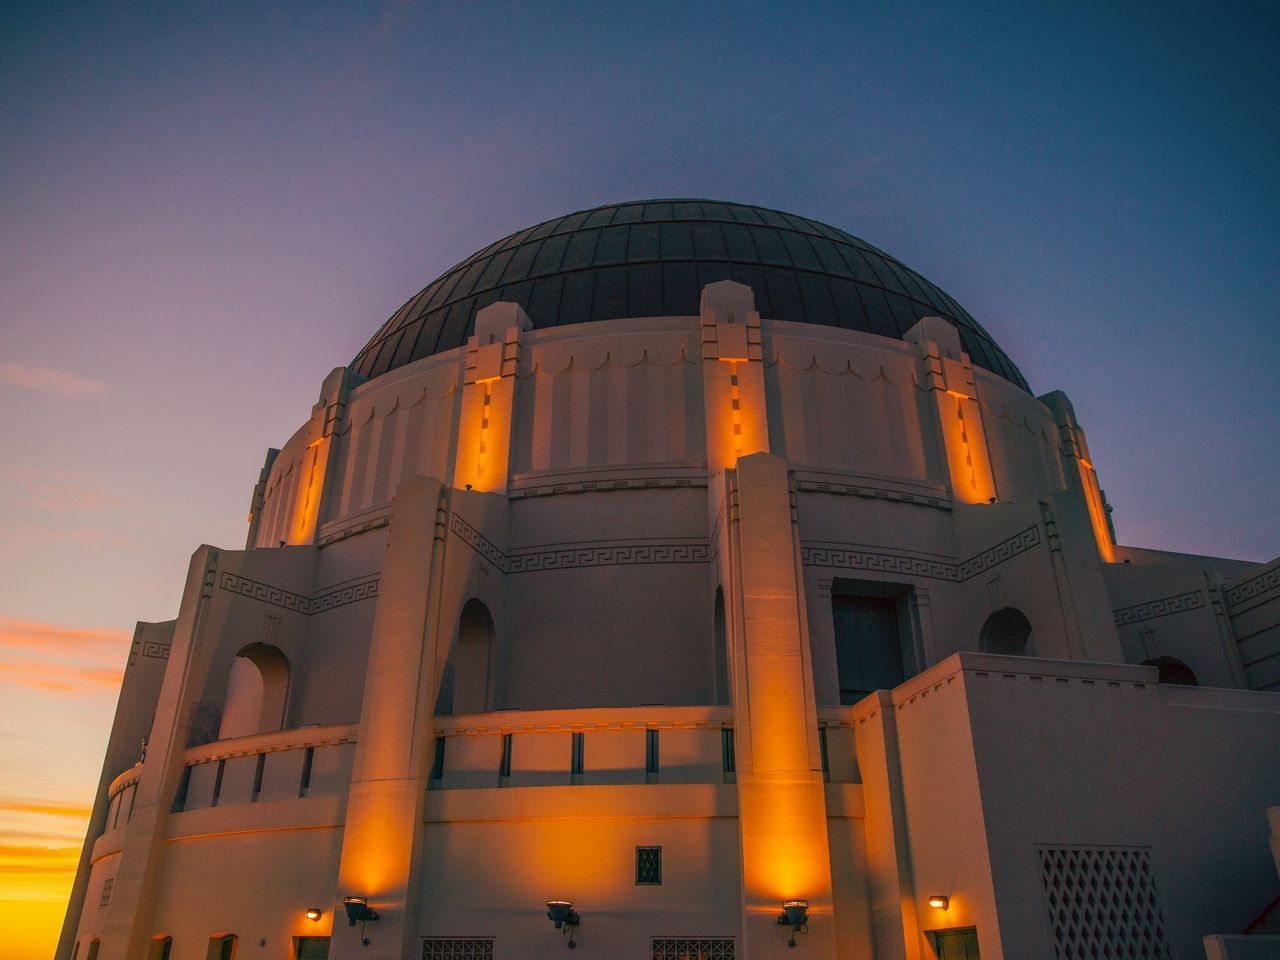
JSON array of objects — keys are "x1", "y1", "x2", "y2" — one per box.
[{"x1": 0, "y1": 5, "x2": 1277, "y2": 937}]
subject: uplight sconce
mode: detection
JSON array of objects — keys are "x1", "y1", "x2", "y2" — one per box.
[
  {"x1": 777, "y1": 899, "x2": 809, "y2": 948},
  {"x1": 305, "y1": 907, "x2": 323, "y2": 921},
  {"x1": 928, "y1": 895, "x2": 950, "y2": 910},
  {"x1": 546, "y1": 899, "x2": 581, "y2": 949},
  {"x1": 343, "y1": 897, "x2": 380, "y2": 946}
]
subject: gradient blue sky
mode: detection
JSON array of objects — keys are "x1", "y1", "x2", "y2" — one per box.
[{"x1": 1, "y1": 1, "x2": 1278, "y2": 950}]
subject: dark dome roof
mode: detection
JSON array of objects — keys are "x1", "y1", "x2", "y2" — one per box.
[{"x1": 352, "y1": 200, "x2": 1027, "y2": 389}]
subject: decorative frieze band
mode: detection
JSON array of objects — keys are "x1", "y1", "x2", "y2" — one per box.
[
  {"x1": 450, "y1": 514, "x2": 711, "y2": 574},
  {"x1": 509, "y1": 475, "x2": 706, "y2": 500},
  {"x1": 1112, "y1": 590, "x2": 1205, "y2": 626},
  {"x1": 793, "y1": 478, "x2": 950, "y2": 511},
  {"x1": 801, "y1": 525, "x2": 1040, "y2": 583},
  {"x1": 128, "y1": 640, "x2": 170, "y2": 665},
  {"x1": 218, "y1": 572, "x2": 380, "y2": 615},
  {"x1": 1224, "y1": 565, "x2": 1280, "y2": 608}
]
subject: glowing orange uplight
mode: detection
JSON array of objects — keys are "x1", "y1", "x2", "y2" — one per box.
[{"x1": 289, "y1": 436, "x2": 329, "y2": 544}]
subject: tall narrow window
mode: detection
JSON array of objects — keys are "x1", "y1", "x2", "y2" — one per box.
[
  {"x1": 646, "y1": 729, "x2": 660, "y2": 782},
  {"x1": 499, "y1": 733, "x2": 512, "y2": 780},
  {"x1": 818, "y1": 726, "x2": 830, "y2": 782},
  {"x1": 636, "y1": 846, "x2": 663, "y2": 885},
  {"x1": 721, "y1": 727, "x2": 736, "y2": 778},
  {"x1": 833, "y1": 594, "x2": 904, "y2": 703},
  {"x1": 172, "y1": 766, "x2": 192, "y2": 813},
  {"x1": 85, "y1": 941, "x2": 100, "y2": 960},
  {"x1": 211, "y1": 760, "x2": 225, "y2": 807},
  {"x1": 251, "y1": 753, "x2": 265, "y2": 802},
  {"x1": 429, "y1": 736, "x2": 446, "y2": 785},
  {"x1": 571, "y1": 732, "x2": 585, "y2": 778},
  {"x1": 299, "y1": 747, "x2": 314, "y2": 798}
]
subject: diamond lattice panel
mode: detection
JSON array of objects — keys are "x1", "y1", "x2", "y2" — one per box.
[
  {"x1": 421, "y1": 938, "x2": 494, "y2": 960},
  {"x1": 651, "y1": 938, "x2": 736, "y2": 960},
  {"x1": 1038, "y1": 846, "x2": 1172, "y2": 959}
]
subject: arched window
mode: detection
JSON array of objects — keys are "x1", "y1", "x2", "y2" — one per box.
[
  {"x1": 218, "y1": 644, "x2": 290, "y2": 740},
  {"x1": 979, "y1": 608, "x2": 1033, "y2": 656},
  {"x1": 713, "y1": 587, "x2": 730, "y2": 705},
  {"x1": 1142, "y1": 657, "x2": 1198, "y2": 686},
  {"x1": 437, "y1": 599, "x2": 495, "y2": 716},
  {"x1": 149, "y1": 936, "x2": 173, "y2": 960},
  {"x1": 207, "y1": 934, "x2": 237, "y2": 960},
  {"x1": 85, "y1": 941, "x2": 100, "y2": 960}
]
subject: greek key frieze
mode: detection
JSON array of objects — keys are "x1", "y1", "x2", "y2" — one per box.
[
  {"x1": 802, "y1": 524, "x2": 1041, "y2": 583},
  {"x1": 1112, "y1": 590, "x2": 1205, "y2": 626},
  {"x1": 218, "y1": 572, "x2": 380, "y2": 615},
  {"x1": 1224, "y1": 566, "x2": 1280, "y2": 608}
]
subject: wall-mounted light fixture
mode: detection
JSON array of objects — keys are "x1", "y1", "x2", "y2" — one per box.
[
  {"x1": 343, "y1": 897, "x2": 380, "y2": 946},
  {"x1": 777, "y1": 899, "x2": 809, "y2": 948},
  {"x1": 546, "y1": 899, "x2": 580, "y2": 949},
  {"x1": 928, "y1": 894, "x2": 949, "y2": 910},
  {"x1": 305, "y1": 907, "x2": 323, "y2": 921}
]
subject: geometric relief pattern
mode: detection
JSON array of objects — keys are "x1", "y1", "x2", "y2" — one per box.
[
  {"x1": 451, "y1": 514, "x2": 710, "y2": 574},
  {"x1": 421, "y1": 939, "x2": 494, "y2": 960},
  {"x1": 1225, "y1": 565, "x2": 1280, "y2": 607},
  {"x1": 218, "y1": 572, "x2": 379, "y2": 615},
  {"x1": 1038, "y1": 846, "x2": 1171, "y2": 960},
  {"x1": 802, "y1": 524, "x2": 1041, "y2": 583},
  {"x1": 1112, "y1": 590, "x2": 1205, "y2": 626},
  {"x1": 652, "y1": 938, "x2": 735, "y2": 960}
]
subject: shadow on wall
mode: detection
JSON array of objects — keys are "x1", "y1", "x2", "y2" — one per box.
[
  {"x1": 435, "y1": 599, "x2": 496, "y2": 716},
  {"x1": 979, "y1": 608, "x2": 1033, "y2": 657},
  {"x1": 217, "y1": 644, "x2": 291, "y2": 740}
]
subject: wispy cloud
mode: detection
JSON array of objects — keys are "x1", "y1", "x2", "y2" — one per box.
[
  {"x1": 0, "y1": 619, "x2": 129, "y2": 657},
  {"x1": 0, "y1": 800, "x2": 92, "y2": 820},
  {"x1": 0, "y1": 620, "x2": 128, "y2": 694},
  {"x1": 0, "y1": 362, "x2": 106, "y2": 397},
  {"x1": 1, "y1": 524, "x2": 137, "y2": 549},
  {"x1": 0, "y1": 658, "x2": 124, "y2": 693},
  {"x1": 23, "y1": 482, "x2": 133, "y2": 513}
]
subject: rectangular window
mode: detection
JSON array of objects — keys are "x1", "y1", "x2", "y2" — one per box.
[
  {"x1": 819, "y1": 727, "x2": 830, "y2": 782},
  {"x1": 422, "y1": 939, "x2": 494, "y2": 960},
  {"x1": 211, "y1": 759, "x2": 225, "y2": 807},
  {"x1": 646, "y1": 729, "x2": 660, "y2": 782},
  {"x1": 636, "y1": 846, "x2": 663, "y2": 885},
  {"x1": 721, "y1": 728, "x2": 736, "y2": 777},
  {"x1": 429, "y1": 736, "x2": 446, "y2": 785},
  {"x1": 299, "y1": 746, "x2": 314, "y2": 798},
  {"x1": 571, "y1": 732, "x2": 584, "y2": 777},
  {"x1": 100, "y1": 877, "x2": 113, "y2": 907},
  {"x1": 499, "y1": 733, "x2": 513, "y2": 779},
  {"x1": 172, "y1": 766, "x2": 192, "y2": 813},
  {"x1": 251, "y1": 753, "x2": 265, "y2": 802}
]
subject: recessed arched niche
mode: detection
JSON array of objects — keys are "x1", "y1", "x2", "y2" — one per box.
[
  {"x1": 218, "y1": 643, "x2": 290, "y2": 740},
  {"x1": 1142, "y1": 656, "x2": 1199, "y2": 686},
  {"x1": 979, "y1": 608, "x2": 1033, "y2": 657}
]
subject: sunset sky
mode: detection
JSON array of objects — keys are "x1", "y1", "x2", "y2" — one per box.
[{"x1": 2, "y1": 3, "x2": 1278, "y2": 958}]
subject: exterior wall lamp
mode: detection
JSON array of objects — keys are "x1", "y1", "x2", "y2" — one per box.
[
  {"x1": 777, "y1": 899, "x2": 809, "y2": 948},
  {"x1": 342, "y1": 897, "x2": 380, "y2": 946},
  {"x1": 928, "y1": 895, "x2": 950, "y2": 910},
  {"x1": 546, "y1": 899, "x2": 581, "y2": 949},
  {"x1": 305, "y1": 907, "x2": 323, "y2": 921}
]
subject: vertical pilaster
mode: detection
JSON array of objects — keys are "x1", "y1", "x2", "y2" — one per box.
[
  {"x1": 728, "y1": 453, "x2": 835, "y2": 958},
  {"x1": 905, "y1": 316, "x2": 998, "y2": 505},
  {"x1": 453, "y1": 302, "x2": 530, "y2": 494},
  {"x1": 333, "y1": 476, "x2": 448, "y2": 959},
  {"x1": 701, "y1": 281, "x2": 768, "y2": 476},
  {"x1": 290, "y1": 367, "x2": 358, "y2": 545},
  {"x1": 1040, "y1": 389, "x2": 1116, "y2": 562}
]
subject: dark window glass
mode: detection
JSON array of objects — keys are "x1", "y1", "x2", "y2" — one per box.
[
  {"x1": 592, "y1": 265, "x2": 629, "y2": 320},
  {"x1": 692, "y1": 222, "x2": 728, "y2": 260},
  {"x1": 561, "y1": 229, "x2": 600, "y2": 271},
  {"x1": 499, "y1": 733, "x2": 512, "y2": 778},
  {"x1": 765, "y1": 268, "x2": 804, "y2": 322},
  {"x1": 889, "y1": 262, "x2": 929, "y2": 302},
  {"x1": 252, "y1": 752, "x2": 265, "y2": 801},
  {"x1": 863, "y1": 253, "x2": 908, "y2": 294},
  {"x1": 299, "y1": 747, "x2": 314, "y2": 797},
  {"x1": 728, "y1": 204, "x2": 765, "y2": 224},
  {"x1": 430, "y1": 736, "x2": 446, "y2": 782},
  {"x1": 812, "y1": 220, "x2": 848, "y2": 242},
  {"x1": 729, "y1": 264, "x2": 771, "y2": 316},
  {"x1": 500, "y1": 241, "x2": 542, "y2": 285},
  {"x1": 797, "y1": 274, "x2": 837, "y2": 326},
  {"x1": 662, "y1": 262, "x2": 699, "y2": 315},
  {"x1": 436, "y1": 296, "x2": 477, "y2": 350},
  {"x1": 628, "y1": 263, "x2": 663, "y2": 316},
  {"x1": 721, "y1": 728, "x2": 735, "y2": 774},
  {"x1": 809, "y1": 236, "x2": 853, "y2": 277},
  {"x1": 698, "y1": 201, "x2": 734, "y2": 220},
  {"x1": 525, "y1": 218, "x2": 559, "y2": 242},
  {"x1": 839, "y1": 246, "x2": 880, "y2": 285},
  {"x1": 423, "y1": 266, "x2": 466, "y2": 311},
  {"x1": 721, "y1": 223, "x2": 758, "y2": 262},
  {"x1": 885, "y1": 292, "x2": 917, "y2": 334},
  {"x1": 636, "y1": 846, "x2": 662, "y2": 885},
  {"x1": 642, "y1": 201, "x2": 672, "y2": 221},
  {"x1": 368, "y1": 329, "x2": 404, "y2": 377},
  {"x1": 496, "y1": 280, "x2": 534, "y2": 313},
  {"x1": 645, "y1": 729, "x2": 660, "y2": 774},
  {"x1": 530, "y1": 234, "x2": 570, "y2": 277},
  {"x1": 418, "y1": 309, "x2": 447, "y2": 355},
  {"x1": 833, "y1": 595, "x2": 904, "y2": 703},
  {"x1": 527, "y1": 275, "x2": 565, "y2": 324},
  {"x1": 819, "y1": 727, "x2": 830, "y2": 781},
  {"x1": 559, "y1": 270, "x2": 595, "y2": 326},
  {"x1": 859, "y1": 287, "x2": 898, "y2": 339},
  {"x1": 551, "y1": 211, "x2": 590, "y2": 234},
  {"x1": 660, "y1": 222, "x2": 693, "y2": 260},
  {"x1": 781, "y1": 212, "x2": 820, "y2": 234},
  {"x1": 671, "y1": 201, "x2": 701, "y2": 220},
  {"x1": 571, "y1": 732, "x2": 584, "y2": 776},
  {"x1": 755, "y1": 208, "x2": 792, "y2": 228},
  {"x1": 582, "y1": 206, "x2": 616, "y2": 228},
  {"x1": 696, "y1": 261, "x2": 733, "y2": 294},
  {"x1": 451, "y1": 259, "x2": 491, "y2": 299},
  {"x1": 628, "y1": 223, "x2": 660, "y2": 260},
  {"x1": 474, "y1": 249, "x2": 516, "y2": 293},
  {"x1": 782, "y1": 232, "x2": 822, "y2": 270},
  {"x1": 594, "y1": 225, "x2": 629, "y2": 264},
  {"x1": 172, "y1": 766, "x2": 192, "y2": 813},
  {"x1": 473, "y1": 287, "x2": 503, "y2": 314},
  {"x1": 829, "y1": 278, "x2": 868, "y2": 332},
  {"x1": 492, "y1": 224, "x2": 539, "y2": 253},
  {"x1": 612, "y1": 203, "x2": 644, "y2": 224},
  {"x1": 751, "y1": 227, "x2": 792, "y2": 266}
]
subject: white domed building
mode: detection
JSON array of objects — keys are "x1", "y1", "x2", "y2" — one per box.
[{"x1": 60, "y1": 201, "x2": 1280, "y2": 960}]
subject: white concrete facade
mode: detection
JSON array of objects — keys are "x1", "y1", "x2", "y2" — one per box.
[{"x1": 60, "y1": 262, "x2": 1280, "y2": 960}]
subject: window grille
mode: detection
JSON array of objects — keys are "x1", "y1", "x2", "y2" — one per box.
[
  {"x1": 646, "y1": 729, "x2": 660, "y2": 779},
  {"x1": 818, "y1": 726, "x2": 829, "y2": 781},
  {"x1": 636, "y1": 845, "x2": 662, "y2": 885},
  {"x1": 100, "y1": 878, "x2": 113, "y2": 907},
  {"x1": 571, "y1": 732, "x2": 584, "y2": 776},
  {"x1": 721, "y1": 728, "x2": 735, "y2": 775},
  {"x1": 499, "y1": 733, "x2": 512, "y2": 779},
  {"x1": 429, "y1": 736, "x2": 446, "y2": 785},
  {"x1": 299, "y1": 746, "x2": 314, "y2": 797},
  {"x1": 651, "y1": 937, "x2": 735, "y2": 959},
  {"x1": 1038, "y1": 846, "x2": 1171, "y2": 960},
  {"x1": 421, "y1": 938, "x2": 494, "y2": 959}
]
